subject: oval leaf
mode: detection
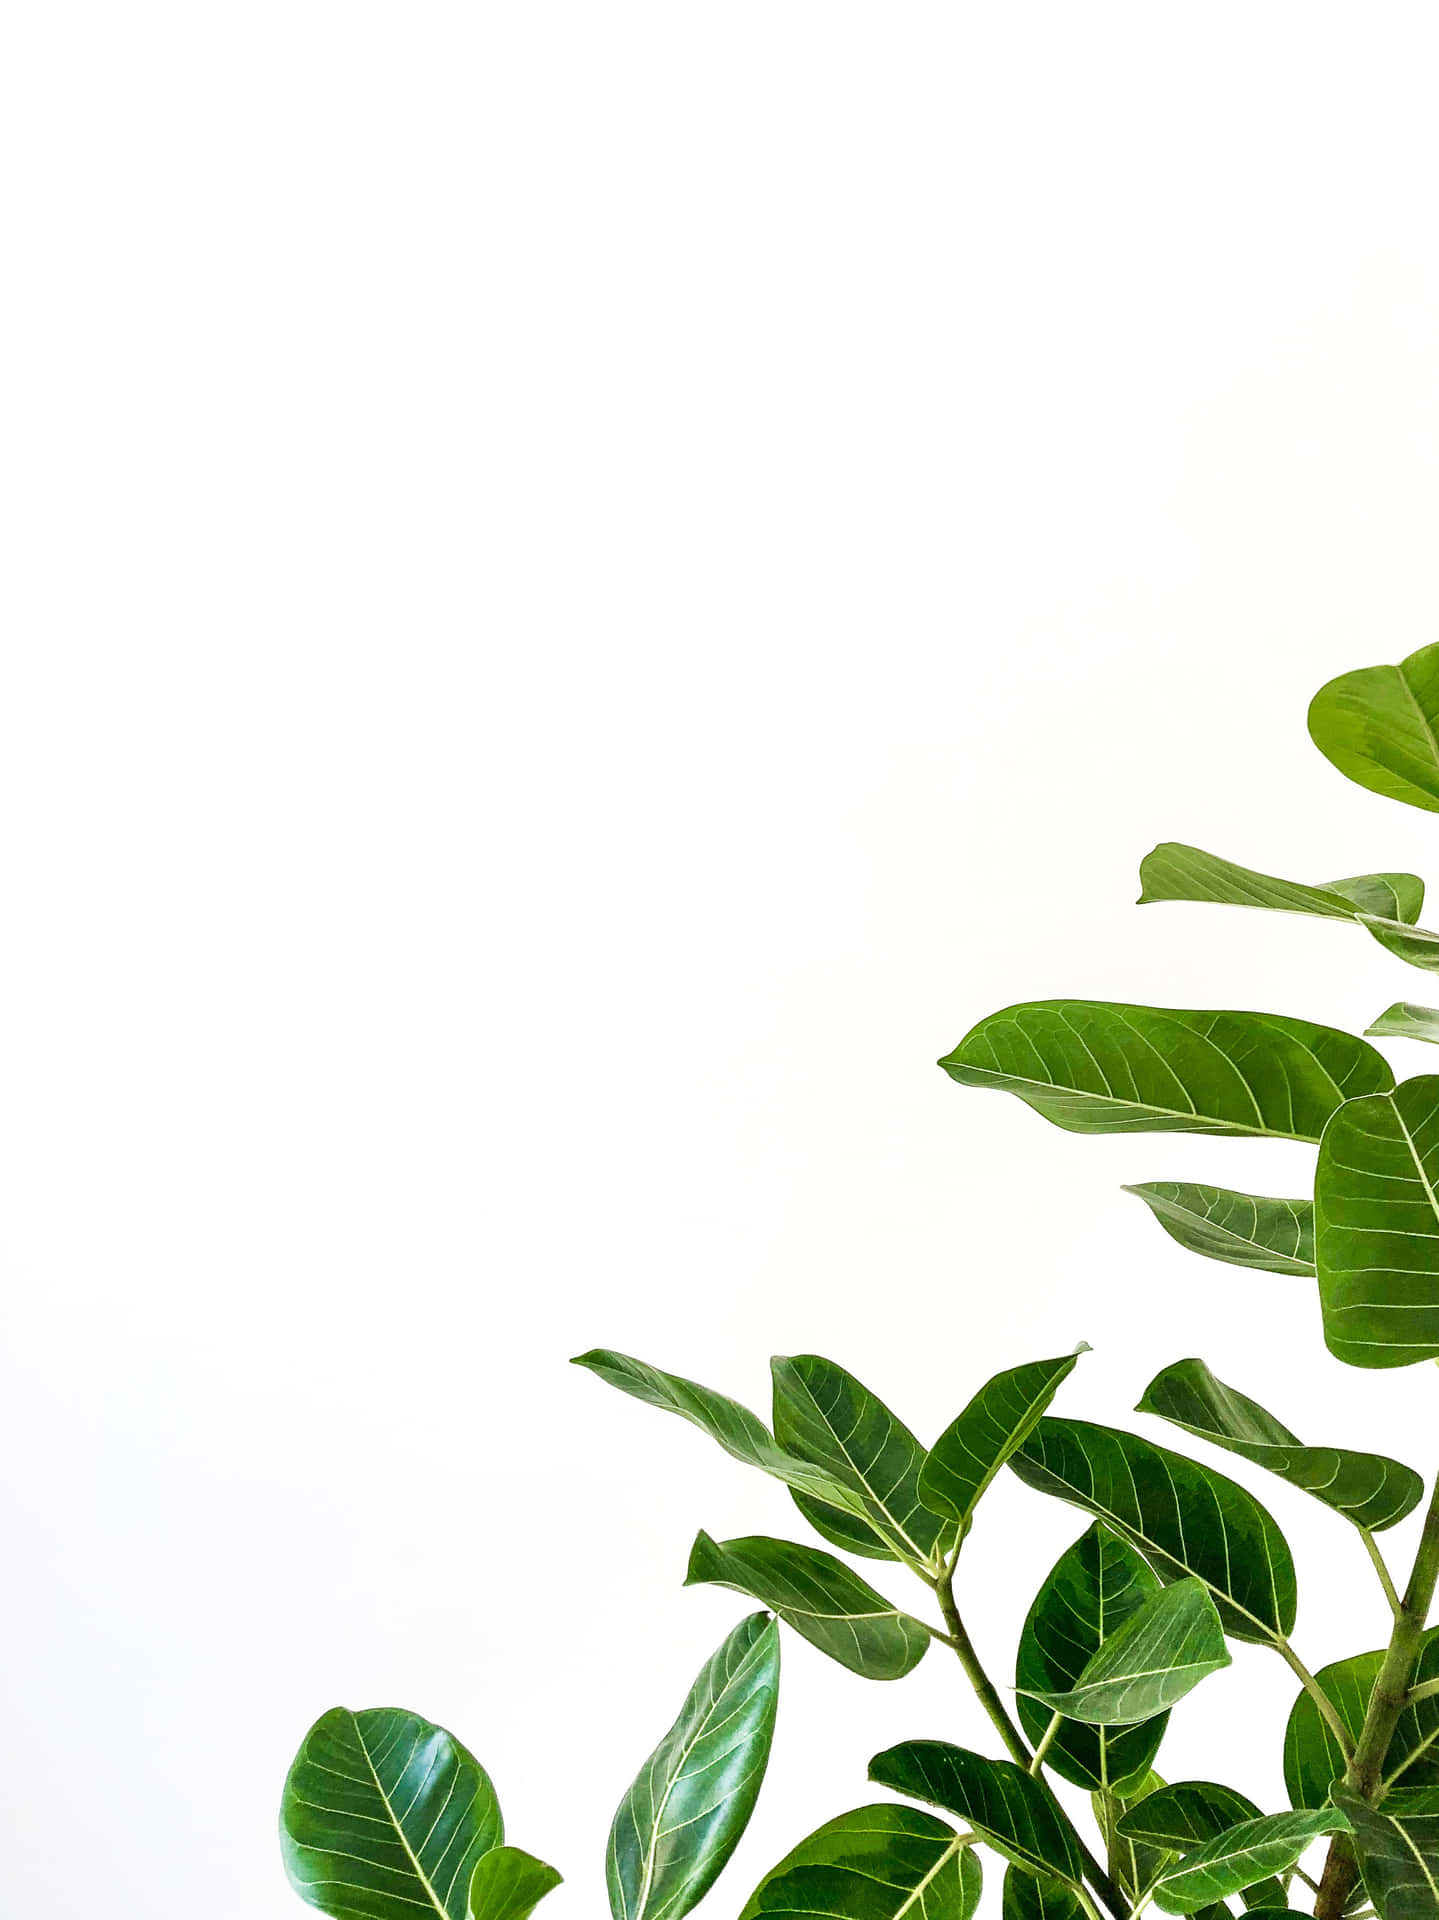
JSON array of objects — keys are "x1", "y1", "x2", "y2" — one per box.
[
  {"x1": 1123, "y1": 1184, "x2": 1315, "y2": 1277},
  {"x1": 607, "y1": 1612, "x2": 780, "y2": 1920},
  {"x1": 1315, "y1": 1077, "x2": 1439, "y2": 1368},
  {"x1": 919, "y1": 1350, "x2": 1086, "y2": 1531},
  {"x1": 1009, "y1": 1417, "x2": 1297, "y2": 1644},
  {"x1": 1017, "y1": 1524, "x2": 1169, "y2": 1794},
  {"x1": 939, "y1": 1003, "x2": 1390, "y2": 1140},
  {"x1": 1154, "y1": 1813, "x2": 1349, "y2": 1915},
  {"x1": 1018, "y1": 1577, "x2": 1229, "y2": 1725},
  {"x1": 468, "y1": 1850, "x2": 563, "y2": 1920},
  {"x1": 738, "y1": 1804, "x2": 982, "y2": 1920},
  {"x1": 1333, "y1": 1787, "x2": 1439, "y2": 1920},
  {"x1": 1368, "y1": 1005, "x2": 1439, "y2": 1046},
  {"x1": 280, "y1": 1706, "x2": 504, "y2": 1920},
  {"x1": 869, "y1": 1742, "x2": 1085, "y2": 1886},
  {"x1": 1284, "y1": 1631, "x2": 1439, "y2": 1808},
  {"x1": 1117, "y1": 1782, "x2": 1263, "y2": 1850},
  {"x1": 1003, "y1": 1867, "x2": 1089, "y2": 1920},
  {"x1": 1138, "y1": 842, "x2": 1424, "y2": 926},
  {"x1": 1137, "y1": 1358, "x2": 1422, "y2": 1532},
  {"x1": 1309, "y1": 645, "x2": 1439, "y2": 813}
]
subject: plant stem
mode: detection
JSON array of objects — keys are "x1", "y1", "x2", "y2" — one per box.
[
  {"x1": 1030, "y1": 1711, "x2": 1064, "y2": 1776},
  {"x1": 1274, "y1": 1638, "x2": 1356, "y2": 1759},
  {"x1": 1361, "y1": 1529, "x2": 1404, "y2": 1621}
]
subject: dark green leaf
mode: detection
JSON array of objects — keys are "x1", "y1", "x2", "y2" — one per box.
[
  {"x1": 1123, "y1": 1184, "x2": 1315, "y2": 1277},
  {"x1": 607, "y1": 1612, "x2": 779, "y2": 1920},
  {"x1": 1334, "y1": 1787, "x2": 1439, "y2": 1920},
  {"x1": 1019, "y1": 1577, "x2": 1229, "y2": 1724},
  {"x1": 1137, "y1": 1359, "x2": 1422, "y2": 1532},
  {"x1": 1003, "y1": 1867, "x2": 1089, "y2": 1920},
  {"x1": 939, "y1": 1003, "x2": 1390, "y2": 1140},
  {"x1": 869, "y1": 1743, "x2": 1085, "y2": 1886},
  {"x1": 1368, "y1": 1006, "x2": 1439, "y2": 1045},
  {"x1": 1284, "y1": 1632, "x2": 1439, "y2": 1808},
  {"x1": 685, "y1": 1533, "x2": 930, "y2": 1681},
  {"x1": 280, "y1": 1706, "x2": 504, "y2": 1920},
  {"x1": 467, "y1": 1850, "x2": 563, "y2": 1920},
  {"x1": 1153, "y1": 1813, "x2": 1350, "y2": 1914},
  {"x1": 1018, "y1": 1525, "x2": 1169, "y2": 1794},
  {"x1": 1010, "y1": 1419, "x2": 1297, "y2": 1643},
  {"x1": 1138, "y1": 843, "x2": 1423, "y2": 926},
  {"x1": 1309, "y1": 644, "x2": 1439, "y2": 814},
  {"x1": 771, "y1": 1354, "x2": 953, "y2": 1566},
  {"x1": 919, "y1": 1351, "x2": 1086, "y2": 1531},
  {"x1": 1094, "y1": 1775, "x2": 1175, "y2": 1904},
  {"x1": 1118, "y1": 1782, "x2": 1263, "y2": 1850},
  {"x1": 1315, "y1": 1078, "x2": 1439, "y2": 1368},
  {"x1": 738, "y1": 1804, "x2": 982, "y2": 1920}
]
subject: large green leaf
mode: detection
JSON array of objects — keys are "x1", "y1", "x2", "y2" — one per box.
[
  {"x1": 1315, "y1": 1078, "x2": 1439, "y2": 1368},
  {"x1": 1138, "y1": 842, "x2": 1424, "y2": 926},
  {"x1": 1309, "y1": 644, "x2": 1439, "y2": 814},
  {"x1": 1018, "y1": 1578, "x2": 1229, "y2": 1725},
  {"x1": 1333, "y1": 1787, "x2": 1439, "y2": 1920},
  {"x1": 738, "y1": 1804, "x2": 982, "y2": 1920},
  {"x1": 467, "y1": 1850, "x2": 563, "y2": 1920},
  {"x1": 1003, "y1": 1867, "x2": 1089, "y2": 1920},
  {"x1": 1369, "y1": 1005, "x2": 1439, "y2": 1046},
  {"x1": 919, "y1": 1351, "x2": 1086, "y2": 1532},
  {"x1": 1117, "y1": 1782, "x2": 1263, "y2": 1849},
  {"x1": 685, "y1": 1533, "x2": 930, "y2": 1681},
  {"x1": 771, "y1": 1354, "x2": 953, "y2": 1566},
  {"x1": 1137, "y1": 1359, "x2": 1422, "y2": 1532},
  {"x1": 939, "y1": 1003, "x2": 1391, "y2": 1139},
  {"x1": 607, "y1": 1612, "x2": 779, "y2": 1920},
  {"x1": 1153, "y1": 1813, "x2": 1349, "y2": 1914},
  {"x1": 1284, "y1": 1632, "x2": 1439, "y2": 1808},
  {"x1": 1123, "y1": 1184, "x2": 1315, "y2": 1276},
  {"x1": 1017, "y1": 1525, "x2": 1169, "y2": 1794},
  {"x1": 280, "y1": 1706, "x2": 505, "y2": 1920},
  {"x1": 573, "y1": 1350, "x2": 867, "y2": 1517},
  {"x1": 869, "y1": 1743, "x2": 1085, "y2": 1887},
  {"x1": 1009, "y1": 1418, "x2": 1297, "y2": 1643}
]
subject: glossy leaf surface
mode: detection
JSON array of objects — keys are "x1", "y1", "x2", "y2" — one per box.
[
  {"x1": 1123, "y1": 1184, "x2": 1315, "y2": 1276},
  {"x1": 607, "y1": 1612, "x2": 779, "y2": 1920},
  {"x1": 1138, "y1": 842, "x2": 1423, "y2": 925},
  {"x1": 738, "y1": 1804, "x2": 981, "y2": 1920},
  {"x1": 1019, "y1": 1577, "x2": 1229, "y2": 1724},
  {"x1": 1284, "y1": 1631, "x2": 1439, "y2": 1808},
  {"x1": 1153, "y1": 1813, "x2": 1349, "y2": 1914},
  {"x1": 869, "y1": 1743, "x2": 1085, "y2": 1886},
  {"x1": 1117, "y1": 1782, "x2": 1263, "y2": 1849},
  {"x1": 1010, "y1": 1418, "x2": 1297, "y2": 1643},
  {"x1": 1002, "y1": 1868, "x2": 1088, "y2": 1920},
  {"x1": 467, "y1": 1850, "x2": 563, "y2": 1920},
  {"x1": 1138, "y1": 1358, "x2": 1422, "y2": 1532},
  {"x1": 1315, "y1": 1078, "x2": 1439, "y2": 1368},
  {"x1": 280, "y1": 1706, "x2": 504, "y2": 1920},
  {"x1": 1368, "y1": 1005, "x2": 1439, "y2": 1045},
  {"x1": 919, "y1": 1351, "x2": 1085, "y2": 1531},
  {"x1": 685, "y1": 1533, "x2": 929, "y2": 1680},
  {"x1": 1333, "y1": 1787, "x2": 1439, "y2": 1920},
  {"x1": 1309, "y1": 644, "x2": 1439, "y2": 813},
  {"x1": 939, "y1": 1003, "x2": 1390, "y2": 1139}
]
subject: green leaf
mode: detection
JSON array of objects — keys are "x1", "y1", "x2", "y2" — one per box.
[
  {"x1": 1123, "y1": 1184, "x2": 1315, "y2": 1276},
  {"x1": 737, "y1": 1804, "x2": 982, "y2": 1920},
  {"x1": 1094, "y1": 1775, "x2": 1175, "y2": 1905},
  {"x1": 607, "y1": 1612, "x2": 779, "y2": 1920},
  {"x1": 1368, "y1": 1005, "x2": 1439, "y2": 1045},
  {"x1": 1018, "y1": 1525, "x2": 1169, "y2": 1794},
  {"x1": 1137, "y1": 1358, "x2": 1422, "y2": 1532},
  {"x1": 1018, "y1": 1577, "x2": 1229, "y2": 1724},
  {"x1": 869, "y1": 1742, "x2": 1086, "y2": 1887},
  {"x1": 280, "y1": 1706, "x2": 504, "y2": 1920},
  {"x1": 1315, "y1": 1077, "x2": 1439, "y2": 1368},
  {"x1": 1003, "y1": 1867, "x2": 1089, "y2": 1920},
  {"x1": 1284, "y1": 1632, "x2": 1439, "y2": 1808},
  {"x1": 1153, "y1": 1813, "x2": 1350, "y2": 1915},
  {"x1": 685, "y1": 1533, "x2": 930, "y2": 1681},
  {"x1": 1309, "y1": 644, "x2": 1439, "y2": 813},
  {"x1": 1362, "y1": 919, "x2": 1439, "y2": 976},
  {"x1": 1138, "y1": 842, "x2": 1424, "y2": 926},
  {"x1": 1009, "y1": 1418, "x2": 1297, "y2": 1643},
  {"x1": 467, "y1": 1850, "x2": 563, "y2": 1920},
  {"x1": 1117, "y1": 1782, "x2": 1263, "y2": 1849},
  {"x1": 939, "y1": 1003, "x2": 1391, "y2": 1139},
  {"x1": 919, "y1": 1350, "x2": 1087, "y2": 1531},
  {"x1": 771, "y1": 1354, "x2": 954, "y2": 1566},
  {"x1": 572, "y1": 1349, "x2": 868, "y2": 1517},
  {"x1": 1333, "y1": 1787, "x2": 1439, "y2": 1920}
]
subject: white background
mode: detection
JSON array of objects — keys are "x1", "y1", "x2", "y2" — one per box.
[{"x1": 7, "y1": 6, "x2": 1439, "y2": 1915}]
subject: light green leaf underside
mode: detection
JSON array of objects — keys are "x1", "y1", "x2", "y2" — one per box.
[
  {"x1": 280, "y1": 1706, "x2": 505, "y2": 1920},
  {"x1": 467, "y1": 1849, "x2": 563, "y2": 1920},
  {"x1": 607, "y1": 1612, "x2": 779, "y2": 1920},
  {"x1": 772, "y1": 1354, "x2": 953, "y2": 1565},
  {"x1": 1124, "y1": 1184, "x2": 1315, "y2": 1276},
  {"x1": 1138, "y1": 842, "x2": 1424, "y2": 926},
  {"x1": 869, "y1": 1743, "x2": 1085, "y2": 1887},
  {"x1": 1017, "y1": 1524, "x2": 1168, "y2": 1794},
  {"x1": 685, "y1": 1533, "x2": 930, "y2": 1681},
  {"x1": 1002, "y1": 1867, "x2": 1088, "y2": 1920},
  {"x1": 1315, "y1": 1077, "x2": 1439, "y2": 1368},
  {"x1": 1369, "y1": 1006, "x2": 1439, "y2": 1046},
  {"x1": 1363, "y1": 918, "x2": 1439, "y2": 976},
  {"x1": 1019, "y1": 1577, "x2": 1229, "y2": 1725},
  {"x1": 1010, "y1": 1417, "x2": 1297, "y2": 1644},
  {"x1": 738, "y1": 1804, "x2": 982, "y2": 1920},
  {"x1": 1283, "y1": 1631, "x2": 1439, "y2": 1809},
  {"x1": 940, "y1": 1002, "x2": 1391, "y2": 1140},
  {"x1": 1309, "y1": 644, "x2": 1439, "y2": 814},
  {"x1": 919, "y1": 1351, "x2": 1085, "y2": 1530},
  {"x1": 1117, "y1": 1780, "x2": 1263, "y2": 1849},
  {"x1": 572, "y1": 1350, "x2": 868, "y2": 1518},
  {"x1": 1335, "y1": 1787, "x2": 1439, "y2": 1920},
  {"x1": 1138, "y1": 1358, "x2": 1422, "y2": 1533},
  {"x1": 1153, "y1": 1812, "x2": 1349, "y2": 1914}
]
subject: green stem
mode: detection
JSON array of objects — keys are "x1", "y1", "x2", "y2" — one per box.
[
  {"x1": 1029, "y1": 1711, "x2": 1064, "y2": 1777},
  {"x1": 1361, "y1": 1528, "x2": 1404, "y2": 1621},
  {"x1": 1274, "y1": 1638, "x2": 1356, "y2": 1759}
]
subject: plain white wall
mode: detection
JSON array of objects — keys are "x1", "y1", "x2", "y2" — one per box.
[{"x1": 7, "y1": 5, "x2": 1439, "y2": 1913}]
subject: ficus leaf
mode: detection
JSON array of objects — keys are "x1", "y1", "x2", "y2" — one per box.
[
  {"x1": 1283, "y1": 1631, "x2": 1439, "y2": 1809},
  {"x1": 1361, "y1": 917, "x2": 1439, "y2": 976},
  {"x1": 1138, "y1": 842, "x2": 1424, "y2": 926},
  {"x1": 737, "y1": 1804, "x2": 982, "y2": 1920},
  {"x1": 1333, "y1": 1787, "x2": 1439, "y2": 1920},
  {"x1": 684, "y1": 1532, "x2": 930, "y2": 1681},
  {"x1": 1008, "y1": 1418, "x2": 1298, "y2": 1643},
  {"x1": 1117, "y1": 1781, "x2": 1264, "y2": 1850},
  {"x1": 467, "y1": 1850, "x2": 563, "y2": 1920},
  {"x1": 1123, "y1": 1183, "x2": 1315, "y2": 1276},
  {"x1": 1314, "y1": 1077, "x2": 1439, "y2": 1368},
  {"x1": 919, "y1": 1350, "x2": 1087, "y2": 1531},
  {"x1": 1368, "y1": 1005, "x2": 1439, "y2": 1045},
  {"x1": 607, "y1": 1612, "x2": 779, "y2": 1920},
  {"x1": 868, "y1": 1742, "x2": 1086, "y2": 1887},
  {"x1": 279, "y1": 1707, "x2": 504, "y2": 1920},
  {"x1": 1017, "y1": 1577, "x2": 1229, "y2": 1725},
  {"x1": 1137, "y1": 1358, "x2": 1423, "y2": 1532},
  {"x1": 1152, "y1": 1812, "x2": 1350, "y2": 1914},
  {"x1": 1309, "y1": 643, "x2": 1439, "y2": 813},
  {"x1": 1002, "y1": 1867, "x2": 1089, "y2": 1920},
  {"x1": 939, "y1": 1002, "x2": 1391, "y2": 1139}
]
